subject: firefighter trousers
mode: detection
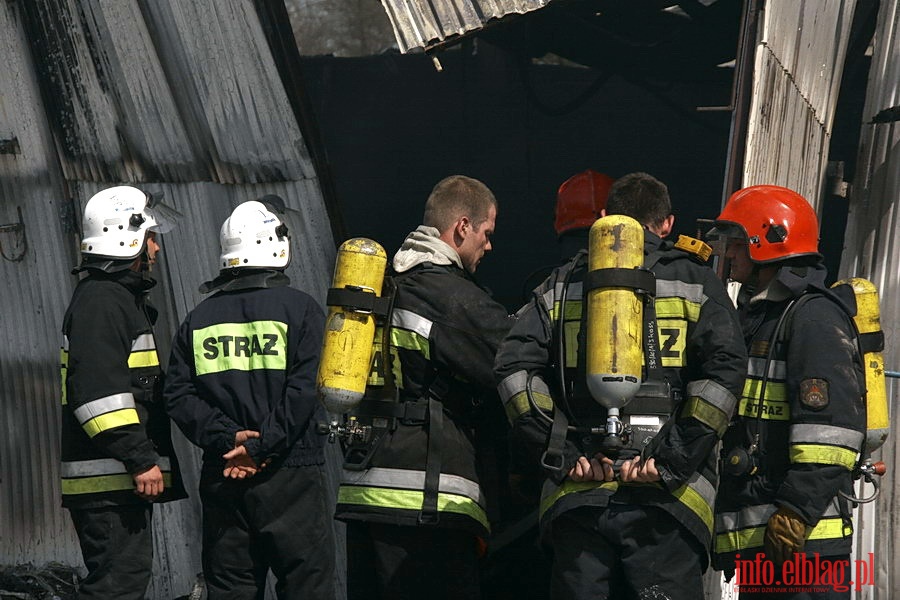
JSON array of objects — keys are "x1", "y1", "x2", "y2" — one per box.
[
  {"x1": 199, "y1": 463, "x2": 335, "y2": 600},
  {"x1": 69, "y1": 504, "x2": 153, "y2": 600},
  {"x1": 549, "y1": 503, "x2": 705, "y2": 600},
  {"x1": 346, "y1": 521, "x2": 482, "y2": 600}
]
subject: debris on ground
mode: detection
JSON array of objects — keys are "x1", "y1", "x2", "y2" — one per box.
[{"x1": 0, "y1": 563, "x2": 79, "y2": 600}]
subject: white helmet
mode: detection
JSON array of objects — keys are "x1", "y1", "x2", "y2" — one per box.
[
  {"x1": 219, "y1": 199, "x2": 290, "y2": 270},
  {"x1": 80, "y1": 185, "x2": 180, "y2": 260}
]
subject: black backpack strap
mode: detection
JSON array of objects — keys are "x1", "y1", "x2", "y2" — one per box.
[{"x1": 419, "y1": 397, "x2": 444, "y2": 525}]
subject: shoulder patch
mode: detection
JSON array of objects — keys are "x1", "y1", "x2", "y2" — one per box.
[
  {"x1": 800, "y1": 378, "x2": 829, "y2": 409},
  {"x1": 674, "y1": 235, "x2": 712, "y2": 262}
]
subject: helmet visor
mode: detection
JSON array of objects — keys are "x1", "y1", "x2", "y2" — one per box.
[
  {"x1": 144, "y1": 192, "x2": 182, "y2": 234},
  {"x1": 704, "y1": 222, "x2": 746, "y2": 243}
]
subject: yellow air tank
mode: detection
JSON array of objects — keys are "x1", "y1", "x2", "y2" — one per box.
[
  {"x1": 586, "y1": 215, "x2": 644, "y2": 409},
  {"x1": 833, "y1": 278, "x2": 890, "y2": 454},
  {"x1": 317, "y1": 238, "x2": 387, "y2": 414}
]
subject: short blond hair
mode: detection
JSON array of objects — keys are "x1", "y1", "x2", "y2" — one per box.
[{"x1": 423, "y1": 175, "x2": 497, "y2": 233}]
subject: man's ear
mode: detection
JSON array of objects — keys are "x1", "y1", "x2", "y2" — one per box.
[
  {"x1": 456, "y1": 216, "x2": 471, "y2": 238},
  {"x1": 659, "y1": 214, "x2": 675, "y2": 238}
]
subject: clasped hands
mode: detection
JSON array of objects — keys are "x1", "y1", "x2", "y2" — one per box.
[
  {"x1": 222, "y1": 430, "x2": 270, "y2": 480},
  {"x1": 567, "y1": 453, "x2": 660, "y2": 483}
]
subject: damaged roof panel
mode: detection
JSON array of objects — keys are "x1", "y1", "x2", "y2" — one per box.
[
  {"x1": 380, "y1": 0, "x2": 553, "y2": 53},
  {"x1": 22, "y1": 0, "x2": 316, "y2": 184}
]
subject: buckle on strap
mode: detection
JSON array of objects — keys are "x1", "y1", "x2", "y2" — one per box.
[{"x1": 325, "y1": 286, "x2": 391, "y2": 316}]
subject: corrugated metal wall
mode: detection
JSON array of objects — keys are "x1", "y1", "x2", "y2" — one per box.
[
  {"x1": 379, "y1": 0, "x2": 553, "y2": 53},
  {"x1": 839, "y1": 1, "x2": 900, "y2": 597},
  {"x1": 0, "y1": 1, "x2": 341, "y2": 598},
  {"x1": 742, "y1": 0, "x2": 857, "y2": 206},
  {"x1": 0, "y1": 0, "x2": 82, "y2": 569}
]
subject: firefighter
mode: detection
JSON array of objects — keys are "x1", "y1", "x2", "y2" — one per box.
[
  {"x1": 60, "y1": 185, "x2": 186, "y2": 600},
  {"x1": 335, "y1": 175, "x2": 512, "y2": 600},
  {"x1": 494, "y1": 172, "x2": 747, "y2": 599},
  {"x1": 520, "y1": 169, "x2": 616, "y2": 302},
  {"x1": 709, "y1": 185, "x2": 867, "y2": 599},
  {"x1": 554, "y1": 169, "x2": 616, "y2": 258},
  {"x1": 164, "y1": 199, "x2": 335, "y2": 599}
]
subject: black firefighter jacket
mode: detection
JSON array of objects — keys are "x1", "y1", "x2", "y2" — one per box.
[
  {"x1": 164, "y1": 274, "x2": 326, "y2": 472},
  {"x1": 61, "y1": 269, "x2": 186, "y2": 509},
  {"x1": 713, "y1": 262, "x2": 867, "y2": 567},
  {"x1": 494, "y1": 232, "x2": 747, "y2": 554},
  {"x1": 335, "y1": 261, "x2": 513, "y2": 537}
]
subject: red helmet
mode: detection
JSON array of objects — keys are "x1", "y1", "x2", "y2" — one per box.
[
  {"x1": 715, "y1": 185, "x2": 820, "y2": 263},
  {"x1": 554, "y1": 170, "x2": 615, "y2": 235}
]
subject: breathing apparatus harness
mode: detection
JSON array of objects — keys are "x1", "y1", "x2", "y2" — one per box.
[
  {"x1": 723, "y1": 286, "x2": 885, "y2": 504},
  {"x1": 535, "y1": 249, "x2": 668, "y2": 474},
  {"x1": 322, "y1": 265, "x2": 466, "y2": 525}
]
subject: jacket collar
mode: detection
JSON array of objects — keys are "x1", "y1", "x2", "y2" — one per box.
[
  {"x1": 199, "y1": 269, "x2": 290, "y2": 294},
  {"x1": 392, "y1": 225, "x2": 463, "y2": 273}
]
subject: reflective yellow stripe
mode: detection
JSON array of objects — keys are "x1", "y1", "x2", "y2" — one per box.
[
  {"x1": 392, "y1": 329, "x2": 430, "y2": 360},
  {"x1": 338, "y1": 486, "x2": 489, "y2": 531},
  {"x1": 504, "y1": 390, "x2": 552, "y2": 422},
  {"x1": 366, "y1": 336, "x2": 403, "y2": 387},
  {"x1": 808, "y1": 516, "x2": 853, "y2": 540},
  {"x1": 741, "y1": 377, "x2": 787, "y2": 402},
  {"x1": 73, "y1": 393, "x2": 136, "y2": 425},
  {"x1": 737, "y1": 394, "x2": 789, "y2": 421},
  {"x1": 790, "y1": 444, "x2": 858, "y2": 470},
  {"x1": 715, "y1": 516, "x2": 852, "y2": 554},
  {"x1": 128, "y1": 349, "x2": 160, "y2": 368},
  {"x1": 655, "y1": 297, "x2": 701, "y2": 322},
  {"x1": 657, "y1": 318, "x2": 688, "y2": 368},
  {"x1": 193, "y1": 321, "x2": 288, "y2": 375},
  {"x1": 549, "y1": 300, "x2": 582, "y2": 322},
  {"x1": 539, "y1": 480, "x2": 619, "y2": 518},
  {"x1": 563, "y1": 321, "x2": 580, "y2": 367},
  {"x1": 61, "y1": 472, "x2": 174, "y2": 495},
  {"x1": 671, "y1": 480, "x2": 714, "y2": 533},
  {"x1": 82, "y1": 408, "x2": 140, "y2": 438},
  {"x1": 681, "y1": 396, "x2": 729, "y2": 435},
  {"x1": 715, "y1": 525, "x2": 765, "y2": 553}
]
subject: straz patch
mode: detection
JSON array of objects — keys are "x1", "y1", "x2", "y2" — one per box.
[{"x1": 800, "y1": 378, "x2": 829, "y2": 409}]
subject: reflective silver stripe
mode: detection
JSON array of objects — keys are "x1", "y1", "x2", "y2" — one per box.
[
  {"x1": 790, "y1": 424, "x2": 864, "y2": 449},
  {"x1": 131, "y1": 333, "x2": 156, "y2": 351},
  {"x1": 391, "y1": 308, "x2": 432, "y2": 339},
  {"x1": 554, "y1": 280, "x2": 582, "y2": 301},
  {"x1": 62, "y1": 335, "x2": 70, "y2": 351},
  {"x1": 341, "y1": 467, "x2": 485, "y2": 506},
  {"x1": 61, "y1": 457, "x2": 172, "y2": 477},
  {"x1": 540, "y1": 288, "x2": 555, "y2": 310},
  {"x1": 497, "y1": 371, "x2": 548, "y2": 405},
  {"x1": 716, "y1": 501, "x2": 842, "y2": 532},
  {"x1": 656, "y1": 279, "x2": 706, "y2": 305},
  {"x1": 686, "y1": 379, "x2": 738, "y2": 414},
  {"x1": 746, "y1": 356, "x2": 787, "y2": 380},
  {"x1": 72, "y1": 393, "x2": 136, "y2": 425},
  {"x1": 686, "y1": 471, "x2": 716, "y2": 506},
  {"x1": 716, "y1": 503, "x2": 777, "y2": 531}
]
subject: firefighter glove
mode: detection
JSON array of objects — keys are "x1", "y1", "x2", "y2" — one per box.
[{"x1": 764, "y1": 506, "x2": 812, "y2": 565}]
